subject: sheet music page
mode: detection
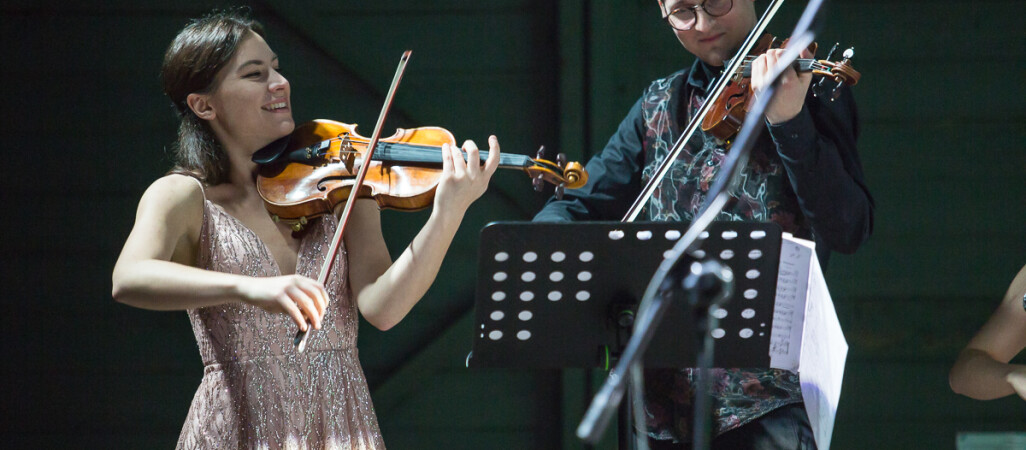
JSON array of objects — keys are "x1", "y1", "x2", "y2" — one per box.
[
  {"x1": 797, "y1": 243, "x2": 849, "y2": 450},
  {"x1": 769, "y1": 234, "x2": 811, "y2": 371}
]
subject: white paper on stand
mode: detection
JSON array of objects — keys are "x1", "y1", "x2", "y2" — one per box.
[
  {"x1": 768, "y1": 235, "x2": 848, "y2": 450},
  {"x1": 769, "y1": 235, "x2": 811, "y2": 371}
]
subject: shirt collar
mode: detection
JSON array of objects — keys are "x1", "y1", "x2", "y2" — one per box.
[{"x1": 685, "y1": 58, "x2": 722, "y2": 92}]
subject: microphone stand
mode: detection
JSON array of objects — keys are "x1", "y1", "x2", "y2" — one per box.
[{"x1": 576, "y1": 0, "x2": 827, "y2": 447}]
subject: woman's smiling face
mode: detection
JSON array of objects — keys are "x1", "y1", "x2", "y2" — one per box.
[{"x1": 204, "y1": 31, "x2": 294, "y2": 153}]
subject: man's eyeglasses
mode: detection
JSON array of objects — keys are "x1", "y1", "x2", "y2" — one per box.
[{"x1": 662, "y1": 0, "x2": 734, "y2": 31}]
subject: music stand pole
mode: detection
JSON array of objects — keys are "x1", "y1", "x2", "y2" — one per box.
[
  {"x1": 684, "y1": 260, "x2": 734, "y2": 449},
  {"x1": 581, "y1": 8, "x2": 823, "y2": 447}
]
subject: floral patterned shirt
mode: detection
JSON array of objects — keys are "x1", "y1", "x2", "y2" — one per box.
[{"x1": 534, "y1": 58, "x2": 872, "y2": 442}]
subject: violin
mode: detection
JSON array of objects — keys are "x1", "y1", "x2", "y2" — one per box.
[
  {"x1": 623, "y1": 0, "x2": 864, "y2": 222},
  {"x1": 256, "y1": 119, "x2": 588, "y2": 230},
  {"x1": 701, "y1": 33, "x2": 861, "y2": 143}
]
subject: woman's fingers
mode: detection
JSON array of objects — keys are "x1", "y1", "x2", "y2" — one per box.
[
  {"x1": 279, "y1": 292, "x2": 309, "y2": 331},
  {"x1": 298, "y1": 276, "x2": 328, "y2": 317},
  {"x1": 463, "y1": 139, "x2": 481, "y2": 177},
  {"x1": 238, "y1": 275, "x2": 332, "y2": 331},
  {"x1": 441, "y1": 142, "x2": 453, "y2": 176},
  {"x1": 1008, "y1": 370, "x2": 1026, "y2": 401},
  {"x1": 484, "y1": 135, "x2": 500, "y2": 176},
  {"x1": 287, "y1": 285, "x2": 321, "y2": 330},
  {"x1": 433, "y1": 136, "x2": 501, "y2": 213},
  {"x1": 292, "y1": 280, "x2": 331, "y2": 329},
  {"x1": 449, "y1": 141, "x2": 467, "y2": 178}
]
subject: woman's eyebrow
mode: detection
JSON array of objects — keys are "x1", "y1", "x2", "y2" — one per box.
[{"x1": 237, "y1": 59, "x2": 265, "y2": 71}]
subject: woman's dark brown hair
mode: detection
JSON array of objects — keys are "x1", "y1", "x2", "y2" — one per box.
[{"x1": 162, "y1": 9, "x2": 264, "y2": 185}]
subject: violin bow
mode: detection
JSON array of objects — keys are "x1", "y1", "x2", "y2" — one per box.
[
  {"x1": 294, "y1": 50, "x2": 412, "y2": 353},
  {"x1": 621, "y1": 0, "x2": 786, "y2": 222}
]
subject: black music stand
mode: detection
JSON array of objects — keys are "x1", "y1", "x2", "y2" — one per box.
[{"x1": 467, "y1": 221, "x2": 783, "y2": 446}]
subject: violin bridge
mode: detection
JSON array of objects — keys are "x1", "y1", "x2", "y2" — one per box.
[{"x1": 339, "y1": 135, "x2": 357, "y2": 171}]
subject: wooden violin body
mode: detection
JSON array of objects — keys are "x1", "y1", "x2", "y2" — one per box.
[
  {"x1": 258, "y1": 120, "x2": 447, "y2": 222},
  {"x1": 257, "y1": 119, "x2": 587, "y2": 227},
  {"x1": 700, "y1": 33, "x2": 861, "y2": 143}
]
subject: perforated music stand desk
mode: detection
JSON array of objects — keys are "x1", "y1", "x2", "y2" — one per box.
[{"x1": 467, "y1": 221, "x2": 782, "y2": 369}]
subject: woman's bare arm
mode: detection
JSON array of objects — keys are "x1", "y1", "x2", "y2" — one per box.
[
  {"x1": 950, "y1": 265, "x2": 1026, "y2": 400},
  {"x1": 344, "y1": 137, "x2": 500, "y2": 331},
  {"x1": 111, "y1": 174, "x2": 326, "y2": 330}
]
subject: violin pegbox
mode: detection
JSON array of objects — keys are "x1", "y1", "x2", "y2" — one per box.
[
  {"x1": 830, "y1": 47, "x2": 858, "y2": 100},
  {"x1": 813, "y1": 42, "x2": 860, "y2": 101},
  {"x1": 554, "y1": 152, "x2": 569, "y2": 199},
  {"x1": 533, "y1": 146, "x2": 548, "y2": 193},
  {"x1": 536, "y1": 145, "x2": 547, "y2": 160},
  {"x1": 523, "y1": 146, "x2": 589, "y2": 200}
]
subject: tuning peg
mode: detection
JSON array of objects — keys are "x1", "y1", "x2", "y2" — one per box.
[
  {"x1": 824, "y1": 42, "x2": 838, "y2": 61},
  {"x1": 555, "y1": 182, "x2": 566, "y2": 200},
  {"x1": 556, "y1": 153, "x2": 567, "y2": 169},
  {"x1": 536, "y1": 145, "x2": 547, "y2": 160},
  {"x1": 813, "y1": 42, "x2": 840, "y2": 98},
  {"x1": 532, "y1": 173, "x2": 545, "y2": 192},
  {"x1": 830, "y1": 81, "x2": 845, "y2": 101},
  {"x1": 830, "y1": 47, "x2": 856, "y2": 101}
]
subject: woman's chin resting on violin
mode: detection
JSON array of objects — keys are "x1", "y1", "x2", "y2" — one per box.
[{"x1": 111, "y1": 9, "x2": 498, "y2": 449}]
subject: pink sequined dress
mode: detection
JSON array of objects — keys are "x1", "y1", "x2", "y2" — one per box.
[{"x1": 176, "y1": 195, "x2": 385, "y2": 449}]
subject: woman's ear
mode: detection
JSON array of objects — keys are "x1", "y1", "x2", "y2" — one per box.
[{"x1": 186, "y1": 93, "x2": 215, "y2": 121}]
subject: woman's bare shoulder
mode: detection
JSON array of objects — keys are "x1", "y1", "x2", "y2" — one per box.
[
  {"x1": 133, "y1": 174, "x2": 207, "y2": 225},
  {"x1": 142, "y1": 174, "x2": 205, "y2": 204}
]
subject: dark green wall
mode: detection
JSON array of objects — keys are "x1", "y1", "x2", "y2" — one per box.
[{"x1": 2, "y1": 0, "x2": 1024, "y2": 448}]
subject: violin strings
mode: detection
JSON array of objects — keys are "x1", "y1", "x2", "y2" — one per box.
[
  {"x1": 303, "y1": 140, "x2": 532, "y2": 167},
  {"x1": 736, "y1": 58, "x2": 833, "y2": 74}
]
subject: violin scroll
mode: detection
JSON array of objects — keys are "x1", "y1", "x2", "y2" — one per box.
[
  {"x1": 528, "y1": 146, "x2": 588, "y2": 200},
  {"x1": 812, "y1": 44, "x2": 861, "y2": 99}
]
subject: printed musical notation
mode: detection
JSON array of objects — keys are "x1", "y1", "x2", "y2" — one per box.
[
  {"x1": 769, "y1": 236, "x2": 812, "y2": 371},
  {"x1": 766, "y1": 234, "x2": 849, "y2": 449}
]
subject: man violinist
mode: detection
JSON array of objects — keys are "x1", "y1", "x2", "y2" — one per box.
[{"x1": 534, "y1": 0, "x2": 873, "y2": 448}]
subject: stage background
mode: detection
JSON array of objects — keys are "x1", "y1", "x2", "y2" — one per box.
[{"x1": 2, "y1": 0, "x2": 1024, "y2": 448}]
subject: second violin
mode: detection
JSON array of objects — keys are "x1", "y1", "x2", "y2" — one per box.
[{"x1": 701, "y1": 33, "x2": 862, "y2": 143}]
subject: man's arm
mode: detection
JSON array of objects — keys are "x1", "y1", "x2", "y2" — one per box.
[
  {"x1": 534, "y1": 97, "x2": 648, "y2": 222},
  {"x1": 768, "y1": 85, "x2": 874, "y2": 254},
  {"x1": 751, "y1": 48, "x2": 874, "y2": 255}
]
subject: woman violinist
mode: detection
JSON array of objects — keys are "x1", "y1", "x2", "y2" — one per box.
[
  {"x1": 111, "y1": 10, "x2": 499, "y2": 448},
  {"x1": 950, "y1": 264, "x2": 1026, "y2": 401},
  {"x1": 534, "y1": 0, "x2": 873, "y2": 448}
]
